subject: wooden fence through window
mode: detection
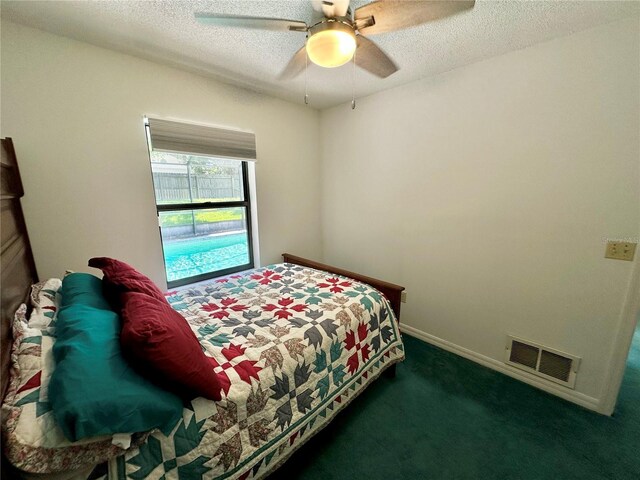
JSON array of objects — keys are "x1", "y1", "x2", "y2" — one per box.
[{"x1": 153, "y1": 172, "x2": 242, "y2": 203}]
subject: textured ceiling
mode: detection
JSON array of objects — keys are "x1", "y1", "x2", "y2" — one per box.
[{"x1": 2, "y1": 1, "x2": 639, "y2": 109}]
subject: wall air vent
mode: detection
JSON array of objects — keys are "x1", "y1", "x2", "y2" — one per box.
[{"x1": 505, "y1": 336, "x2": 580, "y2": 389}]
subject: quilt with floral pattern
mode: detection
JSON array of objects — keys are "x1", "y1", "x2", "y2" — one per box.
[{"x1": 110, "y1": 262, "x2": 404, "y2": 480}]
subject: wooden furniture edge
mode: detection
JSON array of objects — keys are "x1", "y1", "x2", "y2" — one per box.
[
  {"x1": 282, "y1": 253, "x2": 405, "y2": 322},
  {"x1": 1, "y1": 137, "x2": 39, "y2": 479}
]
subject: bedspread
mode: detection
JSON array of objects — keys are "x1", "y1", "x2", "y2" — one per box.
[{"x1": 111, "y1": 262, "x2": 404, "y2": 480}]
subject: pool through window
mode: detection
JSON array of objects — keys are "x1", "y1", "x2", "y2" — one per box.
[{"x1": 145, "y1": 118, "x2": 256, "y2": 287}]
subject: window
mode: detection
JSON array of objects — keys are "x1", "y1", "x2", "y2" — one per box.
[{"x1": 145, "y1": 118, "x2": 256, "y2": 287}]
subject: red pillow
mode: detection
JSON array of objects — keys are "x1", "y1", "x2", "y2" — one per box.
[
  {"x1": 88, "y1": 257, "x2": 167, "y2": 307},
  {"x1": 120, "y1": 291, "x2": 222, "y2": 401}
]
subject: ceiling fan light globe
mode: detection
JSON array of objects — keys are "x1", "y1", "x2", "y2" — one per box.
[{"x1": 306, "y1": 27, "x2": 356, "y2": 68}]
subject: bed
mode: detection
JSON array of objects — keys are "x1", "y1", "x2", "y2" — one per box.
[{"x1": 0, "y1": 137, "x2": 405, "y2": 479}]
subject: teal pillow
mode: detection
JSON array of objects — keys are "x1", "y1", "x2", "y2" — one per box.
[
  {"x1": 60, "y1": 272, "x2": 110, "y2": 309},
  {"x1": 49, "y1": 273, "x2": 183, "y2": 441}
]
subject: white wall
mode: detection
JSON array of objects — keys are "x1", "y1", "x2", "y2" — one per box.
[
  {"x1": 1, "y1": 21, "x2": 322, "y2": 289},
  {"x1": 320, "y1": 18, "x2": 640, "y2": 408}
]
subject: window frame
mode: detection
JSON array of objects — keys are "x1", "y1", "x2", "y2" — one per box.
[{"x1": 152, "y1": 159, "x2": 255, "y2": 289}]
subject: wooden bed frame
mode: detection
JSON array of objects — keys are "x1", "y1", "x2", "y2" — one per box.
[
  {"x1": 1, "y1": 137, "x2": 39, "y2": 478},
  {"x1": 282, "y1": 254, "x2": 404, "y2": 379},
  {"x1": 1, "y1": 138, "x2": 38, "y2": 401},
  {"x1": 281, "y1": 253, "x2": 405, "y2": 321},
  {"x1": 0, "y1": 136, "x2": 404, "y2": 476},
  {"x1": 282, "y1": 253, "x2": 404, "y2": 377}
]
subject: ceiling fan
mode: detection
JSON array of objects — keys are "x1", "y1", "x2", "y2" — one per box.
[{"x1": 195, "y1": 0, "x2": 475, "y2": 80}]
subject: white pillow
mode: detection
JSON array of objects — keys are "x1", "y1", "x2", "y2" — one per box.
[{"x1": 28, "y1": 278, "x2": 62, "y2": 330}]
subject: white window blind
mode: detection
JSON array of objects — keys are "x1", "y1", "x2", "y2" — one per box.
[{"x1": 146, "y1": 117, "x2": 256, "y2": 161}]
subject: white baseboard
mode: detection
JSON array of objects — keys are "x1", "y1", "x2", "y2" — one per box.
[{"x1": 400, "y1": 324, "x2": 604, "y2": 414}]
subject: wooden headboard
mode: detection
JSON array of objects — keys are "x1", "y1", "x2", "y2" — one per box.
[{"x1": 1, "y1": 138, "x2": 38, "y2": 401}]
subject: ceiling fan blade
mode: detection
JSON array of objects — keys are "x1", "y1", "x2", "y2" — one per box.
[
  {"x1": 279, "y1": 46, "x2": 308, "y2": 80},
  {"x1": 195, "y1": 13, "x2": 308, "y2": 32},
  {"x1": 355, "y1": 0, "x2": 475, "y2": 35},
  {"x1": 355, "y1": 35, "x2": 398, "y2": 78}
]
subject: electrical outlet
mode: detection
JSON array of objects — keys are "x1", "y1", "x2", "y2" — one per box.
[
  {"x1": 401, "y1": 291, "x2": 407, "y2": 303},
  {"x1": 605, "y1": 241, "x2": 636, "y2": 261}
]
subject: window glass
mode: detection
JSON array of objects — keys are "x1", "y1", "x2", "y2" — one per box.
[
  {"x1": 148, "y1": 151, "x2": 254, "y2": 287},
  {"x1": 151, "y1": 152, "x2": 244, "y2": 204},
  {"x1": 159, "y1": 208, "x2": 250, "y2": 284}
]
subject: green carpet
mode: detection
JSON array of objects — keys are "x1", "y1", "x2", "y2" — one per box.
[{"x1": 275, "y1": 329, "x2": 640, "y2": 480}]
